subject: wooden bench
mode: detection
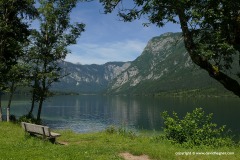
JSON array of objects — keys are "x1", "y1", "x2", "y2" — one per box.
[{"x1": 21, "y1": 122, "x2": 61, "y2": 143}]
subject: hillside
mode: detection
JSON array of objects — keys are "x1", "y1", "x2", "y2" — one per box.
[
  {"x1": 52, "y1": 61, "x2": 130, "y2": 93},
  {"x1": 106, "y1": 32, "x2": 231, "y2": 95},
  {"x1": 53, "y1": 32, "x2": 234, "y2": 96}
]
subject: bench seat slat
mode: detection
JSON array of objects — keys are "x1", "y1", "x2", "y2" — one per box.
[{"x1": 50, "y1": 132, "x2": 61, "y2": 137}]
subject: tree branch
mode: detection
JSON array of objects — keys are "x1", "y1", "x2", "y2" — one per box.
[{"x1": 177, "y1": 8, "x2": 240, "y2": 97}]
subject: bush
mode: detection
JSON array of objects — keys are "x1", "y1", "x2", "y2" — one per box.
[
  {"x1": 18, "y1": 114, "x2": 40, "y2": 124},
  {"x1": 161, "y1": 108, "x2": 234, "y2": 147}
]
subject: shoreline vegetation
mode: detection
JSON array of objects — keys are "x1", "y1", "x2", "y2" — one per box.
[
  {"x1": 10, "y1": 87, "x2": 238, "y2": 98},
  {"x1": 0, "y1": 122, "x2": 240, "y2": 160}
]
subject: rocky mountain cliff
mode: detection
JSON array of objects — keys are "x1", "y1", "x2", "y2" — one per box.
[
  {"x1": 106, "y1": 32, "x2": 228, "y2": 95},
  {"x1": 53, "y1": 61, "x2": 131, "y2": 93},
  {"x1": 54, "y1": 32, "x2": 230, "y2": 95}
]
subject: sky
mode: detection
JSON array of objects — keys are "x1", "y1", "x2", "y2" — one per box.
[{"x1": 65, "y1": 1, "x2": 182, "y2": 65}]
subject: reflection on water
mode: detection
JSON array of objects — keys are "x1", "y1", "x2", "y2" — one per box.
[
  {"x1": 2, "y1": 95, "x2": 240, "y2": 133},
  {"x1": 41, "y1": 96, "x2": 165, "y2": 132}
]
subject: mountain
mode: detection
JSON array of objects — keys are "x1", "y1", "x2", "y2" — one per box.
[
  {"x1": 52, "y1": 61, "x2": 131, "y2": 93},
  {"x1": 53, "y1": 32, "x2": 233, "y2": 96},
  {"x1": 106, "y1": 32, "x2": 230, "y2": 95}
]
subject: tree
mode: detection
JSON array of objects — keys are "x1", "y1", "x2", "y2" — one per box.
[
  {"x1": 29, "y1": 0, "x2": 85, "y2": 122},
  {"x1": 5, "y1": 63, "x2": 29, "y2": 122},
  {"x1": 99, "y1": 0, "x2": 240, "y2": 97},
  {"x1": 0, "y1": 0, "x2": 37, "y2": 121}
]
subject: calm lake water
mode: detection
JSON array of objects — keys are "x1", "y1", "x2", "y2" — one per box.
[{"x1": 1, "y1": 95, "x2": 240, "y2": 134}]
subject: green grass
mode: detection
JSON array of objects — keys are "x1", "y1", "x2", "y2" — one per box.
[{"x1": 0, "y1": 122, "x2": 240, "y2": 160}]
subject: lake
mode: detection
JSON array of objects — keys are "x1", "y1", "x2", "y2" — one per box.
[{"x1": 1, "y1": 95, "x2": 240, "y2": 134}]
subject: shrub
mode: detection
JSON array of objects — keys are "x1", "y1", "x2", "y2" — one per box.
[
  {"x1": 18, "y1": 114, "x2": 40, "y2": 124},
  {"x1": 161, "y1": 108, "x2": 234, "y2": 147}
]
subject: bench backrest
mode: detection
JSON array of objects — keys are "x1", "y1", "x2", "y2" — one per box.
[{"x1": 21, "y1": 122, "x2": 51, "y2": 137}]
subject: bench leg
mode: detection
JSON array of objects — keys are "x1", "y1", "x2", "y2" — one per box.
[
  {"x1": 49, "y1": 138, "x2": 56, "y2": 144},
  {"x1": 30, "y1": 133, "x2": 35, "y2": 136}
]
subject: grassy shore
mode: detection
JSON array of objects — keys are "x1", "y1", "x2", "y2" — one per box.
[{"x1": 0, "y1": 122, "x2": 239, "y2": 160}]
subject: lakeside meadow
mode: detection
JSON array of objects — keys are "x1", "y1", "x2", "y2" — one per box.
[
  {"x1": 1, "y1": 0, "x2": 240, "y2": 160},
  {"x1": 1, "y1": 121, "x2": 240, "y2": 160}
]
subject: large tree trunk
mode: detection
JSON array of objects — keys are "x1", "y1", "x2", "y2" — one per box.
[{"x1": 177, "y1": 9, "x2": 240, "y2": 97}]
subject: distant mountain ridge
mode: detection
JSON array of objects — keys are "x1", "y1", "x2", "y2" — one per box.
[
  {"x1": 53, "y1": 32, "x2": 231, "y2": 95},
  {"x1": 53, "y1": 61, "x2": 131, "y2": 93}
]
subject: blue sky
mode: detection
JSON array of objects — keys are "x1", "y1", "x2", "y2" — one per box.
[{"x1": 65, "y1": 1, "x2": 181, "y2": 64}]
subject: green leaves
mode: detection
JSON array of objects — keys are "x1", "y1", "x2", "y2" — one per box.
[
  {"x1": 161, "y1": 108, "x2": 233, "y2": 147},
  {"x1": 0, "y1": 0, "x2": 36, "y2": 90},
  {"x1": 65, "y1": 23, "x2": 85, "y2": 45},
  {"x1": 99, "y1": 0, "x2": 120, "y2": 14}
]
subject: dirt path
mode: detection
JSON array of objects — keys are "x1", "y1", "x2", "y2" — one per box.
[{"x1": 119, "y1": 152, "x2": 151, "y2": 160}]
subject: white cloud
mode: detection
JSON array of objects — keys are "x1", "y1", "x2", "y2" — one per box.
[{"x1": 65, "y1": 40, "x2": 146, "y2": 64}]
